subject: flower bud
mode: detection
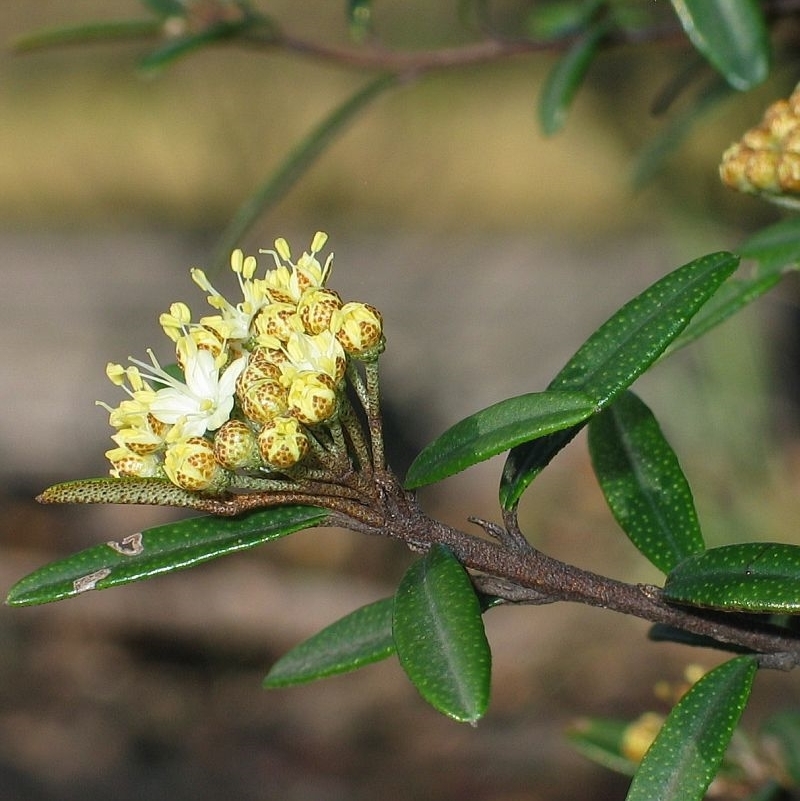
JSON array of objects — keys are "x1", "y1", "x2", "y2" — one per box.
[
  {"x1": 164, "y1": 436, "x2": 229, "y2": 492},
  {"x1": 213, "y1": 419, "x2": 260, "y2": 470},
  {"x1": 257, "y1": 416, "x2": 309, "y2": 469},
  {"x1": 332, "y1": 302, "x2": 383, "y2": 358},
  {"x1": 105, "y1": 447, "x2": 163, "y2": 479},
  {"x1": 287, "y1": 371, "x2": 338, "y2": 425},
  {"x1": 297, "y1": 288, "x2": 342, "y2": 335},
  {"x1": 238, "y1": 377, "x2": 288, "y2": 425},
  {"x1": 252, "y1": 302, "x2": 302, "y2": 342}
]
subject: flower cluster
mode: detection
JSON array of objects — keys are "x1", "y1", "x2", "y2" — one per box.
[
  {"x1": 720, "y1": 83, "x2": 800, "y2": 204},
  {"x1": 99, "y1": 233, "x2": 383, "y2": 492}
]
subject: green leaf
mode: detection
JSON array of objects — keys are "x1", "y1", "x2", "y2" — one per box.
[
  {"x1": 140, "y1": 0, "x2": 185, "y2": 16},
  {"x1": 538, "y1": 20, "x2": 609, "y2": 135},
  {"x1": 626, "y1": 656, "x2": 758, "y2": 801},
  {"x1": 12, "y1": 19, "x2": 160, "y2": 52},
  {"x1": 669, "y1": 0, "x2": 770, "y2": 90},
  {"x1": 500, "y1": 251, "x2": 739, "y2": 509},
  {"x1": 211, "y1": 73, "x2": 398, "y2": 271},
  {"x1": 567, "y1": 717, "x2": 639, "y2": 776},
  {"x1": 347, "y1": 0, "x2": 373, "y2": 41},
  {"x1": 633, "y1": 77, "x2": 731, "y2": 189},
  {"x1": 138, "y1": 14, "x2": 271, "y2": 73},
  {"x1": 404, "y1": 391, "x2": 597, "y2": 489},
  {"x1": 648, "y1": 624, "x2": 755, "y2": 655},
  {"x1": 665, "y1": 273, "x2": 782, "y2": 355},
  {"x1": 393, "y1": 544, "x2": 491, "y2": 723},
  {"x1": 527, "y1": 0, "x2": 604, "y2": 40},
  {"x1": 6, "y1": 505, "x2": 327, "y2": 606},
  {"x1": 263, "y1": 597, "x2": 395, "y2": 687},
  {"x1": 664, "y1": 543, "x2": 800, "y2": 613},
  {"x1": 589, "y1": 391, "x2": 704, "y2": 573},
  {"x1": 739, "y1": 216, "x2": 800, "y2": 274},
  {"x1": 760, "y1": 711, "x2": 800, "y2": 786}
]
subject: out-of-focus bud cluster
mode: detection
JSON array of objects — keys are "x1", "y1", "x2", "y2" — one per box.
[
  {"x1": 98, "y1": 233, "x2": 384, "y2": 492},
  {"x1": 720, "y1": 84, "x2": 800, "y2": 205}
]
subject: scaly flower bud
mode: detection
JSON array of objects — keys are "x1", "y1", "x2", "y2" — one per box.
[
  {"x1": 720, "y1": 83, "x2": 800, "y2": 205},
  {"x1": 105, "y1": 447, "x2": 164, "y2": 479},
  {"x1": 164, "y1": 436, "x2": 229, "y2": 492},
  {"x1": 257, "y1": 416, "x2": 310, "y2": 469},
  {"x1": 287, "y1": 371, "x2": 338, "y2": 425},
  {"x1": 332, "y1": 302, "x2": 384, "y2": 358},
  {"x1": 238, "y1": 377, "x2": 288, "y2": 425},
  {"x1": 213, "y1": 419, "x2": 261, "y2": 470},
  {"x1": 297, "y1": 288, "x2": 343, "y2": 335}
]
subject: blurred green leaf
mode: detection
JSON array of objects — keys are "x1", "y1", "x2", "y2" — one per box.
[
  {"x1": 588, "y1": 390, "x2": 704, "y2": 574},
  {"x1": 527, "y1": 0, "x2": 604, "y2": 40},
  {"x1": 264, "y1": 597, "x2": 395, "y2": 687},
  {"x1": 664, "y1": 543, "x2": 800, "y2": 613},
  {"x1": 393, "y1": 544, "x2": 491, "y2": 723},
  {"x1": 140, "y1": 0, "x2": 185, "y2": 15},
  {"x1": 138, "y1": 13, "x2": 272, "y2": 73},
  {"x1": 212, "y1": 72, "x2": 398, "y2": 271},
  {"x1": 669, "y1": 0, "x2": 770, "y2": 90},
  {"x1": 12, "y1": 19, "x2": 160, "y2": 52},
  {"x1": 567, "y1": 717, "x2": 639, "y2": 776},
  {"x1": 761, "y1": 710, "x2": 800, "y2": 787},
  {"x1": 404, "y1": 391, "x2": 596, "y2": 489},
  {"x1": 626, "y1": 656, "x2": 758, "y2": 801},
  {"x1": 739, "y1": 216, "x2": 800, "y2": 273},
  {"x1": 648, "y1": 623, "x2": 756, "y2": 654},
  {"x1": 665, "y1": 273, "x2": 782, "y2": 355},
  {"x1": 633, "y1": 77, "x2": 731, "y2": 188},
  {"x1": 347, "y1": 0, "x2": 373, "y2": 41},
  {"x1": 500, "y1": 251, "x2": 739, "y2": 509},
  {"x1": 538, "y1": 19, "x2": 609, "y2": 135},
  {"x1": 6, "y1": 505, "x2": 327, "y2": 606}
]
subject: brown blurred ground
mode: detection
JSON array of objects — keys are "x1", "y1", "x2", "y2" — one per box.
[{"x1": 3, "y1": 4, "x2": 800, "y2": 801}]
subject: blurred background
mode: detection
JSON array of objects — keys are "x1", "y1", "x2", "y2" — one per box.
[{"x1": 3, "y1": 2, "x2": 800, "y2": 799}]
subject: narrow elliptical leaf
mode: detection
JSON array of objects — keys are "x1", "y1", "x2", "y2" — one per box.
[
  {"x1": 669, "y1": 0, "x2": 770, "y2": 90},
  {"x1": 739, "y1": 216, "x2": 800, "y2": 273},
  {"x1": 393, "y1": 545, "x2": 491, "y2": 723},
  {"x1": 538, "y1": 20, "x2": 609, "y2": 135},
  {"x1": 404, "y1": 391, "x2": 596, "y2": 489},
  {"x1": 626, "y1": 656, "x2": 758, "y2": 801},
  {"x1": 664, "y1": 543, "x2": 800, "y2": 613},
  {"x1": 500, "y1": 251, "x2": 738, "y2": 509},
  {"x1": 7, "y1": 506, "x2": 327, "y2": 606},
  {"x1": 264, "y1": 597, "x2": 395, "y2": 687},
  {"x1": 589, "y1": 390, "x2": 704, "y2": 574}
]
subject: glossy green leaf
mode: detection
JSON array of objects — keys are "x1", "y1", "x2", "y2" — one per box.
[
  {"x1": 538, "y1": 20, "x2": 609, "y2": 135},
  {"x1": 404, "y1": 391, "x2": 596, "y2": 489},
  {"x1": 211, "y1": 73, "x2": 398, "y2": 271},
  {"x1": 500, "y1": 251, "x2": 739, "y2": 509},
  {"x1": 739, "y1": 216, "x2": 800, "y2": 273},
  {"x1": 626, "y1": 656, "x2": 758, "y2": 801},
  {"x1": 760, "y1": 711, "x2": 800, "y2": 786},
  {"x1": 589, "y1": 391, "x2": 704, "y2": 573},
  {"x1": 393, "y1": 544, "x2": 491, "y2": 723},
  {"x1": 664, "y1": 543, "x2": 800, "y2": 613},
  {"x1": 12, "y1": 19, "x2": 160, "y2": 52},
  {"x1": 568, "y1": 717, "x2": 639, "y2": 776},
  {"x1": 263, "y1": 597, "x2": 395, "y2": 687},
  {"x1": 669, "y1": 0, "x2": 770, "y2": 90},
  {"x1": 6, "y1": 505, "x2": 327, "y2": 606}
]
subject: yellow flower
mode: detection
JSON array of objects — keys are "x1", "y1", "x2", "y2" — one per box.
[
  {"x1": 105, "y1": 446, "x2": 164, "y2": 479},
  {"x1": 261, "y1": 231, "x2": 333, "y2": 304},
  {"x1": 283, "y1": 330, "x2": 346, "y2": 383}
]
